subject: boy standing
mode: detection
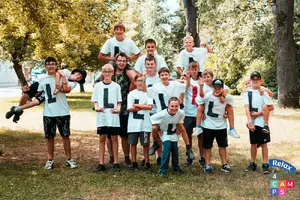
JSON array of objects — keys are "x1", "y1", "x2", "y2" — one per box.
[
  {"x1": 151, "y1": 97, "x2": 185, "y2": 175},
  {"x1": 198, "y1": 79, "x2": 233, "y2": 173},
  {"x1": 91, "y1": 64, "x2": 122, "y2": 171},
  {"x1": 127, "y1": 75, "x2": 153, "y2": 170},
  {"x1": 37, "y1": 57, "x2": 77, "y2": 169},
  {"x1": 244, "y1": 71, "x2": 273, "y2": 174}
]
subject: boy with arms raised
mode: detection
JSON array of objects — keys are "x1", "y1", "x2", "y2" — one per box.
[
  {"x1": 244, "y1": 71, "x2": 273, "y2": 174},
  {"x1": 198, "y1": 79, "x2": 233, "y2": 173},
  {"x1": 127, "y1": 74, "x2": 153, "y2": 170},
  {"x1": 151, "y1": 97, "x2": 185, "y2": 175},
  {"x1": 91, "y1": 64, "x2": 122, "y2": 171}
]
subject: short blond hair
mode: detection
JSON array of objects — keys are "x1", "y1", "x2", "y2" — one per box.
[
  {"x1": 102, "y1": 64, "x2": 114, "y2": 71},
  {"x1": 114, "y1": 21, "x2": 125, "y2": 31},
  {"x1": 183, "y1": 35, "x2": 194, "y2": 42}
]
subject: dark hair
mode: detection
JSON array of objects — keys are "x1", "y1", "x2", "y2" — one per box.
[
  {"x1": 134, "y1": 74, "x2": 143, "y2": 81},
  {"x1": 145, "y1": 39, "x2": 156, "y2": 47},
  {"x1": 115, "y1": 52, "x2": 128, "y2": 61},
  {"x1": 145, "y1": 55, "x2": 156, "y2": 64},
  {"x1": 44, "y1": 57, "x2": 57, "y2": 65},
  {"x1": 158, "y1": 67, "x2": 170, "y2": 75},
  {"x1": 203, "y1": 69, "x2": 214, "y2": 78},
  {"x1": 188, "y1": 61, "x2": 199, "y2": 70},
  {"x1": 168, "y1": 97, "x2": 179, "y2": 105}
]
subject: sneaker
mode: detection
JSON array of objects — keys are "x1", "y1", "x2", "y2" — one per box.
[
  {"x1": 149, "y1": 143, "x2": 160, "y2": 156},
  {"x1": 66, "y1": 159, "x2": 77, "y2": 168},
  {"x1": 228, "y1": 128, "x2": 240, "y2": 138},
  {"x1": 221, "y1": 164, "x2": 232, "y2": 173},
  {"x1": 262, "y1": 164, "x2": 271, "y2": 174},
  {"x1": 245, "y1": 162, "x2": 257, "y2": 172},
  {"x1": 124, "y1": 157, "x2": 131, "y2": 167},
  {"x1": 12, "y1": 110, "x2": 23, "y2": 123},
  {"x1": 131, "y1": 162, "x2": 138, "y2": 171},
  {"x1": 156, "y1": 157, "x2": 161, "y2": 165},
  {"x1": 192, "y1": 127, "x2": 203, "y2": 136},
  {"x1": 173, "y1": 168, "x2": 185, "y2": 174},
  {"x1": 144, "y1": 162, "x2": 152, "y2": 170},
  {"x1": 199, "y1": 157, "x2": 206, "y2": 167},
  {"x1": 183, "y1": 159, "x2": 193, "y2": 167},
  {"x1": 112, "y1": 163, "x2": 120, "y2": 171},
  {"x1": 140, "y1": 159, "x2": 145, "y2": 166},
  {"x1": 5, "y1": 106, "x2": 17, "y2": 119},
  {"x1": 186, "y1": 149, "x2": 195, "y2": 160},
  {"x1": 204, "y1": 165, "x2": 213, "y2": 173},
  {"x1": 44, "y1": 160, "x2": 54, "y2": 169},
  {"x1": 262, "y1": 125, "x2": 270, "y2": 134},
  {"x1": 96, "y1": 164, "x2": 106, "y2": 172}
]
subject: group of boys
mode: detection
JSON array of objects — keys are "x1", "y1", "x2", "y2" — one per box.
[{"x1": 5, "y1": 21, "x2": 274, "y2": 175}]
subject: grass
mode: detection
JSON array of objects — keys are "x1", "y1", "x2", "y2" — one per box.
[{"x1": 0, "y1": 94, "x2": 300, "y2": 199}]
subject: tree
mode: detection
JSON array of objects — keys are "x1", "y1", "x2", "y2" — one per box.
[
  {"x1": 182, "y1": 0, "x2": 199, "y2": 47},
  {"x1": 274, "y1": 0, "x2": 299, "y2": 107}
]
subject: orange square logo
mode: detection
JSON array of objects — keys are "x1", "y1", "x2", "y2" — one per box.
[{"x1": 279, "y1": 180, "x2": 286, "y2": 188}]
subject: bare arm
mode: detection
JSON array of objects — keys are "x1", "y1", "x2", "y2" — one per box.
[
  {"x1": 129, "y1": 52, "x2": 141, "y2": 62},
  {"x1": 98, "y1": 52, "x2": 115, "y2": 62},
  {"x1": 244, "y1": 105, "x2": 255, "y2": 131},
  {"x1": 200, "y1": 43, "x2": 213, "y2": 53},
  {"x1": 133, "y1": 104, "x2": 153, "y2": 110},
  {"x1": 176, "y1": 67, "x2": 183, "y2": 77}
]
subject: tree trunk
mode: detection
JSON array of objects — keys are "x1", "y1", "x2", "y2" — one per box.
[
  {"x1": 182, "y1": 0, "x2": 200, "y2": 47},
  {"x1": 80, "y1": 83, "x2": 85, "y2": 93},
  {"x1": 274, "y1": 0, "x2": 299, "y2": 108}
]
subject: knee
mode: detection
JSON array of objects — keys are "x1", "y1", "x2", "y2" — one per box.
[
  {"x1": 99, "y1": 135, "x2": 106, "y2": 143},
  {"x1": 152, "y1": 125, "x2": 159, "y2": 132},
  {"x1": 111, "y1": 135, "x2": 118, "y2": 142},
  {"x1": 197, "y1": 105, "x2": 204, "y2": 112}
]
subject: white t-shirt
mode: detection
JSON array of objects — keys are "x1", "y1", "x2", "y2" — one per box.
[
  {"x1": 127, "y1": 90, "x2": 153, "y2": 132},
  {"x1": 134, "y1": 53, "x2": 168, "y2": 74},
  {"x1": 150, "y1": 109, "x2": 185, "y2": 142},
  {"x1": 147, "y1": 81, "x2": 186, "y2": 112},
  {"x1": 38, "y1": 74, "x2": 76, "y2": 117},
  {"x1": 198, "y1": 91, "x2": 234, "y2": 130},
  {"x1": 176, "y1": 47, "x2": 208, "y2": 73},
  {"x1": 91, "y1": 81, "x2": 122, "y2": 127},
  {"x1": 100, "y1": 37, "x2": 140, "y2": 57},
  {"x1": 184, "y1": 78, "x2": 200, "y2": 117},
  {"x1": 146, "y1": 75, "x2": 160, "y2": 114},
  {"x1": 243, "y1": 89, "x2": 273, "y2": 128}
]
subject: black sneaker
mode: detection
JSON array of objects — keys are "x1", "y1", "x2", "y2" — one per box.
[
  {"x1": 173, "y1": 168, "x2": 185, "y2": 174},
  {"x1": 5, "y1": 106, "x2": 17, "y2": 119},
  {"x1": 186, "y1": 149, "x2": 195, "y2": 160},
  {"x1": 245, "y1": 162, "x2": 257, "y2": 172},
  {"x1": 156, "y1": 157, "x2": 161, "y2": 165},
  {"x1": 144, "y1": 162, "x2": 152, "y2": 170},
  {"x1": 221, "y1": 164, "x2": 232, "y2": 173},
  {"x1": 149, "y1": 143, "x2": 160, "y2": 156},
  {"x1": 262, "y1": 125, "x2": 270, "y2": 134},
  {"x1": 183, "y1": 159, "x2": 193, "y2": 167},
  {"x1": 96, "y1": 164, "x2": 106, "y2": 172},
  {"x1": 12, "y1": 110, "x2": 23, "y2": 123},
  {"x1": 112, "y1": 163, "x2": 120, "y2": 171},
  {"x1": 199, "y1": 157, "x2": 206, "y2": 167},
  {"x1": 262, "y1": 164, "x2": 271, "y2": 174},
  {"x1": 131, "y1": 162, "x2": 138, "y2": 171}
]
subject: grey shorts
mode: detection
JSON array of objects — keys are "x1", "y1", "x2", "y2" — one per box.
[{"x1": 128, "y1": 132, "x2": 150, "y2": 146}]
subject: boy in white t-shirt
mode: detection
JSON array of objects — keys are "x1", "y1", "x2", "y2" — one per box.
[
  {"x1": 36, "y1": 57, "x2": 78, "y2": 169},
  {"x1": 91, "y1": 64, "x2": 122, "y2": 171},
  {"x1": 134, "y1": 39, "x2": 168, "y2": 74},
  {"x1": 183, "y1": 61, "x2": 205, "y2": 167},
  {"x1": 176, "y1": 35, "x2": 212, "y2": 77},
  {"x1": 244, "y1": 71, "x2": 273, "y2": 174},
  {"x1": 147, "y1": 67, "x2": 195, "y2": 161},
  {"x1": 151, "y1": 97, "x2": 185, "y2": 175},
  {"x1": 127, "y1": 74, "x2": 153, "y2": 170},
  {"x1": 193, "y1": 69, "x2": 240, "y2": 139},
  {"x1": 198, "y1": 79, "x2": 234, "y2": 173}
]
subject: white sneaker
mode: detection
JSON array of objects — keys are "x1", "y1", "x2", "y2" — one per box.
[
  {"x1": 66, "y1": 159, "x2": 77, "y2": 168},
  {"x1": 44, "y1": 160, "x2": 54, "y2": 169},
  {"x1": 228, "y1": 129, "x2": 240, "y2": 139},
  {"x1": 192, "y1": 127, "x2": 203, "y2": 136}
]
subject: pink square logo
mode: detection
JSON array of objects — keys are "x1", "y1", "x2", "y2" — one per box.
[
  {"x1": 278, "y1": 188, "x2": 286, "y2": 196},
  {"x1": 286, "y1": 180, "x2": 294, "y2": 188}
]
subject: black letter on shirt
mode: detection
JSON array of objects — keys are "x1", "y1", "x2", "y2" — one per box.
[
  {"x1": 46, "y1": 84, "x2": 56, "y2": 104},
  {"x1": 159, "y1": 93, "x2": 167, "y2": 110},
  {"x1": 248, "y1": 91, "x2": 258, "y2": 112},
  {"x1": 167, "y1": 124, "x2": 176, "y2": 135},
  {"x1": 104, "y1": 88, "x2": 114, "y2": 108},
  {"x1": 207, "y1": 101, "x2": 218, "y2": 118},
  {"x1": 133, "y1": 99, "x2": 144, "y2": 120}
]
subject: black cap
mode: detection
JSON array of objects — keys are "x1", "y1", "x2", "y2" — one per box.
[
  {"x1": 71, "y1": 69, "x2": 87, "y2": 84},
  {"x1": 212, "y1": 78, "x2": 224, "y2": 88},
  {"x1": 250, "y1": 71, "x2": 261, "y2": 80}
]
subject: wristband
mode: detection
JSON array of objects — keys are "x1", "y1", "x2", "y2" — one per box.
[
  {"x1": 180, "y1": 103, "x2": 184, "y2": 109},
  {"x1": 62, "y1": 82, "x2": 67, "y2": 85}
]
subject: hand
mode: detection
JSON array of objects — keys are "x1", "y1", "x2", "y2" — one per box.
[
  {"x1": 200, "y1": 43, "x2": 207, "y2": 47},
  {"x1": 158, "y1": 130, "x2": 163, "y2": 136},
  {"x1": 247, "y1": 121, "x2": 255, "y2": 132},
  {"x1": 259, "y1": 87, "x2": 265, "y2": 96},
  {"x1": 111, "y1": 109, "x2": 120, "y2": 114},
  {"x1": 251, "y1": 112, "x2": 261, "y2": 119},
  {"x1": 201, "y1": 114, "x2": 206, "y2": 120},
  {"x1": 22, "y1": 85, "x2": 30, "y2": 92},
  {"x1": 180, "y1": 75, "x2": 186, "y2": 82},
  {"x1": 57, "y1": 70, "x2": 66, "y2": 77},
  {"x1": 198, "y1": 77, "x2": 204, "y2": 86},
  {"x1": 186, "y1": 70, "x2": 191, "y2": 78},
  {"x1": 95, "y1": 107, "x2": 105, "y2": 112}
]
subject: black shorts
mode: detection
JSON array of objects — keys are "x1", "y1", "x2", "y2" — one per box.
[
  {"x1": 118, "y1": 114, "x2": 129, "y2": 137},
  {"x1": 43, "y1": 115, "x2": 71, "y2": 139},
  {"x1": 24, "y1": 82, "x2": 39, "y2": 98},
  {"x1": 97, "y1": 127, "x2": 119, "y2": 137},
  {"x1": 36, "y1": 91, "x2": 45, "y2": 104},
  {"x1": 203, "y1": 128, "x2": 228, "y2": 149},
  {"x1": 184, "y1": 116, "x2": 196, "y2": 137},
  {"x1": 249, "y1": 126, "x2": 271, "y2": 144}
]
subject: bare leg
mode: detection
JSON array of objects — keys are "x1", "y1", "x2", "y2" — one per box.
[
  {"x1": 106, "y1": 138, "x2": 113, "y2": 157},
  {"x1": 111, "y1": 135, "x2": 119, "y2": 164},
  {"x1": 204, "y1": 148, "x2": 211, "y2": 165},
  {"x1": 226, "y1": 105, "x2": 234, "y2": 129},
  {"x1": 197, "y1": 134, "x2": 204, "y2": 158},
  {"x1": 99, "y1": 135, "x2": 106, "y2": 164},
  {"x1": 196, "y1": 105, "x2": 204, "y2": 127},
  {"x1": 47, "y1": 138, "x2": 55, "y2": 160},
  {"x1": 261, "y1": 144, "x2": 269, "y2": 164},
  {"x1": 131, "y1": 144, "x2": 137, "y2": 163},
  {"x1": 121, "y1": 136, "x2": 130, "y2": 157},
  {"x1": 262, "y1": 104, "x2": 270, "y2": 125},
  {"x1": 250, "y1": 144, "x2": 258, "y2": 163},
  {"x1": 62, "y1": 136, "x2": 71, "y2": 159},
  {"x1": 19, "y1": 93, "x2": 30, "y2": 106},
  {"x1": 219, "y1": 147, "x2": 227, "y2": 165}
]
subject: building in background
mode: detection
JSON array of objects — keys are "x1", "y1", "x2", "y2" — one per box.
[{"x1": 0, "y1": 61, "x2": 19, "y2": 88}]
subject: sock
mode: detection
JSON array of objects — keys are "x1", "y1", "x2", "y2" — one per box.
[
  {"x1": 125, "y1": 156, "x2": 129, "y2": 161},
  {"x1": 49, "y1": 159, "x2": 53, "y2": 161},
  {"x1": 14, "y1": 106, "x2": 22, "y2": 112},
  {"x1": 229, "y1": 128, "x2": 234, "y2": 131},
  {"x1": 186, "y1": 145, "x2": 191, "y2": 150},
  {"x1": 196, "y1": 126, "x2": 201, "y2": 128},
  {"x1": 250, "y1": 161, "x2": 255, "y2": 165}
]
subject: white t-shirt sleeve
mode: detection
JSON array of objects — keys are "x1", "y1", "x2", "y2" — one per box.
[
  {"x1": 134, "y1": 56, "x2": 143, "y2": 73},
  {"x1": 127, "y1": 91, "x2": 134, "y2": 110},
  {"x1": 175, "y1": 81, "x2": 186, "y2": 93},
  {"x1": 150, "y1": 111, "x2": 164, "y2": 125},
  {"x1": 225, "y1": 94, "x2": 234, "y2": 107},
  {"x1": 117, "y1": 84, "x2": 122, "y2": 102},
  {"x1": 100, "y1": 39, "x2": 111, "y2": 54},
  {"x1": 129, "y1": 39, "x2": 141, "y2": 55},
  {"x1": 197, "y1": 93, "x2": 210, "y2": 105},
  {"x1": 158, "y1": 55, "x2": 168, "y2": 68},
  {"x1": 91, "y1": 83, "x2": 99, "y2": 102},
  {"x1": 176, "y1": 51, "x2": 184, "y2": 68},
  {"x1": 178, "y1": 110, "x2": 185, "y2": 123}
]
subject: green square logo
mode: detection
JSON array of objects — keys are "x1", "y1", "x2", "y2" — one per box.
[{"x1": 270, "y1": 180, "x2": 278, "y2": 189}]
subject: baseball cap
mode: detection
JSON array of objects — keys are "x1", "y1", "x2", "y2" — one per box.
[
  {"x1": 212, "y1": 78, "x2": 224, "y2": 88},
  {"x1": 250, "y1": 71, "x2": 261, "y2": 80},
  {"x1": 71, "y1": 69, "x2": 87, "y2": 84}
]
